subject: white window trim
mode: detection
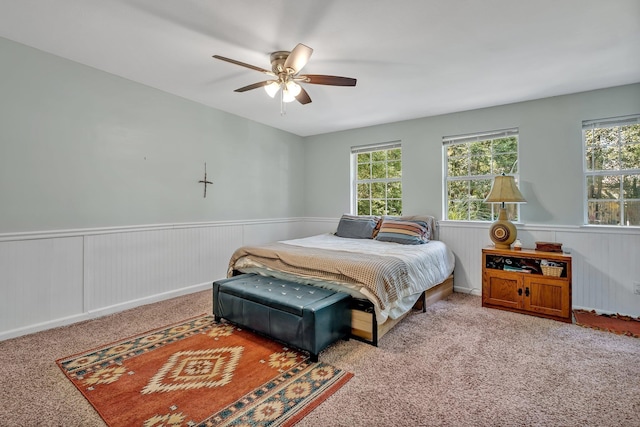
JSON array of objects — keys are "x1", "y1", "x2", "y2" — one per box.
[
  {"x1": 582, "y1": 114, "x2": 640, "y2": 227},
  {"x1": 350, "y1": 141, "x2": 402, "y2": 215},
  {"x1": 442, "y1": 128, "x2": 520, "y2": 222}
]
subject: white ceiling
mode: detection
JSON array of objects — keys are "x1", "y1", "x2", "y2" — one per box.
[{"x1": 1, "y1": 0, "x2": 639, "y2": 137}]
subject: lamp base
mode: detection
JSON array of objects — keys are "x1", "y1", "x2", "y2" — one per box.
[
  {"x1": 492, "y1": 240, "x2": 513, "y2": 250},
  {"x1": 489, "y1": 208, "x2": 517, "y2": 249}
]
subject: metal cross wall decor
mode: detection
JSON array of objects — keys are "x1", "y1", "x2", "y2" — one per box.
[{"x1": 198, "y1": 162, "x2": 213, "y2": 198}]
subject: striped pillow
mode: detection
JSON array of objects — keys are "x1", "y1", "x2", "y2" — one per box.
[{"x1": 375, "y1": 219, "x2": 429, "y2": 245}]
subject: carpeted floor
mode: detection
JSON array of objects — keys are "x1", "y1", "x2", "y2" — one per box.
[{"x1": 1, "y1": 290, "x2": 639, "y2": 426}]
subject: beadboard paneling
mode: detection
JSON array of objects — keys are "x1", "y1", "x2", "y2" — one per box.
[
  {"x1": 554, "y1": 230, "x2": 640, "y2": 317},
  {"x1": 241, "y1": 220, "x2": 307, "y2": 245},
  {"x1": 0, "y1": 219, "x2": 298, "y2": 340},
  {"x1": 0, "y1": 237, "x2": 83, "y2": 333},
  {"x1": 298, "y1": 217, "x2": 339, "y2": 237},
  {"x1": 436, "y1": 224, "x2": 489, "y2": 295},
  {"x1": 2, "y1": 219, "x2": 639, "y2": 341},
  {"x1": 83, "y1": 225, "x2": 243, "y2": 311}
]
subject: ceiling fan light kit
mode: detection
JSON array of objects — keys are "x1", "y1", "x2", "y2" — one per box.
[
  {"x1": 213, "y1": 43, "x2": 356, "y2": 114},
  {"x1": 264, "y1": 81, "x2": 280, "y2": 98}
]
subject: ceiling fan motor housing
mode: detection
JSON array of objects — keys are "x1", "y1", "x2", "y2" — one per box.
[{"x1": 270, "y1": 51, "x2": 291, "y2": 74}]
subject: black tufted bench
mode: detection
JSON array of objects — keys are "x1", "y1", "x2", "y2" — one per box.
[{"x1": 213, "y1": 273, "x2": 350, "y2": 361}]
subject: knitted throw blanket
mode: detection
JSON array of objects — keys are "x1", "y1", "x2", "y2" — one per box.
[{"x1": 228, "y1": 242, "x2": 412, "y2": 311}]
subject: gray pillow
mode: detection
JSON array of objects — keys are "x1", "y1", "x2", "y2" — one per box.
[{"x1": 335, "y1": 214, "x2": 379, "y2": 239}]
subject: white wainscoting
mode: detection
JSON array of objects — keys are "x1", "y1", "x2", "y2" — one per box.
[
  {"x1": 0, "y1": 218, "x2": 310, "y2": 341},
  {"x1": 0, "y1": 236, "x2": 84, "y2": 335},
  {"x1": 3, "y1": 218, "x2": 637, "y2": 341},
  {"x1": 439, "y1": 222, "x2": 640, "y2": 318}
]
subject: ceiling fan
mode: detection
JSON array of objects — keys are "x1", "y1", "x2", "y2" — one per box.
[{"x1": 213, "y1": 43, "x2": 356, "y2": 112}]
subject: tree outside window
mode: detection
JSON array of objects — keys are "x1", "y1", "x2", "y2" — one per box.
[
  {"x1": 584, "y1": 116, "x2": 640, "y2": 226},
  {"x1": 444, "y1": 129, "x2": 520, "y2": 221},
  {"x1": 353, "y1": 144, "x2": 402, "y2": 216}
]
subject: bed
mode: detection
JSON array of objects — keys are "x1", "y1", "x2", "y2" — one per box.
[{"x1": 227, "y1": 215, "x2": 455, "y2": 345}]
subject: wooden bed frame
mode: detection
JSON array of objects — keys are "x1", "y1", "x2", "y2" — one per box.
[{"x1": 350, "y1": 273, "x2": 454, "y2": 346}]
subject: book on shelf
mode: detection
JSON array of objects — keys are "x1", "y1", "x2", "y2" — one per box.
[{"x1": 503, "y1": 265, "x2": 532, "y2": 273}]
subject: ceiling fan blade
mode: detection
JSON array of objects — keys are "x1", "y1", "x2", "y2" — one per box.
[
  {"x1": 213, "y1": 55, "x2": 273, "y2": 75},
  {"x1": 284, "y1": 43, "x2": 313, "y2": 74},
  {"x1": 234, "y1": 81, "x2": 275, "y2": 92},
  {"x1": 295, "y1": 86, "x2": 312, "y2": 105},
  {"x1": 301, "y1": 75, "x2": 357, "y2": 86}
]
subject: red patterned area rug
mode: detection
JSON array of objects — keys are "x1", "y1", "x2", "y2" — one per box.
[
  {"x1": 57, "y1": 315, "x2": 353, "y2": 427},
  {"x1": 574, "y1": 310, "x2": 640, "y2": 338}
]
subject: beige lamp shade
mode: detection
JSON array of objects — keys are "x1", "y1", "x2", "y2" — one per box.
[
  {"x1": 484, "y1": 174, "x2": 526, "y2": 249},
  {"x1": 484, "y1": 174, "x2": 526, "y2": 204}
]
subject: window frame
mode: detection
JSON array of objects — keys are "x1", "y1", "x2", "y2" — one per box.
[
  {"x1": 582, "y1": 114, "x2": 640, "y2": 227},
  {"x1": 351, "y1": 141, "x2": 402, "y2": 216},
  {"x1": 442, "y1": 128, "x2": 521, "y2": 222}
]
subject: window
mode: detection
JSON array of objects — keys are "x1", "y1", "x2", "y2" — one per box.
[
  {"x1": 583, "y1": 115, "x2": 640, "y2": 226},
  {"x1": 352, "y1": 142, "x2": 402, "y2": 216},
  {"x1": 443, "y1": 128, "x2": 520, "y2": 221}
]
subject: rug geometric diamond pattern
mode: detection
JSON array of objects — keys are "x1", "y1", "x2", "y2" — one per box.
[
  {"x1": 142, "y1": 347, "x2": 243, "y2": 394},
  {"x1": 57, "y1": 315, "x2": 353, "y2": 427}
]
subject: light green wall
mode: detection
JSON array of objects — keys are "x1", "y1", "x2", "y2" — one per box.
[
  {"x1": 2, "y1": 35, "x2": 638, "y2": 233},
  {"x1": 303, "y1": 84, "x2": 640, "y2": 226},
  {"x1": 0, "y1": 37, "x2": 305, "y2": 233}
]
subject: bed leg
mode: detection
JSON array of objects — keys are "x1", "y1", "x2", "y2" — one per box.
[
  {"x1": 421, "y1": 291, "x2": 427, "y2": 313},
  {"x1": 372, "y1": 310, "x2": 378, "y2": 347}
]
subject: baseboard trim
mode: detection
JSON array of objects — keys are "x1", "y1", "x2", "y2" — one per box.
[
  {"x1": 454, "y1": 286, "x2": 481, "y2": 296},
  {"x1": 86, "y1": 281, "x2": 213, "y2": 316}
]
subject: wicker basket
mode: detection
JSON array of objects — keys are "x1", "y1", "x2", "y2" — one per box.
[{"x1": 541, "y1": 265, "x2": 563, "y2": 277}]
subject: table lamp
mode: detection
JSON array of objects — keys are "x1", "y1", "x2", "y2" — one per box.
[{"x1": 484, "y1": 173, "x2": 526, "y2": 249}]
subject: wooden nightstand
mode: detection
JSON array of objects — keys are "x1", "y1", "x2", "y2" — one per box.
[{"x1": 482, "y1": 247, "x2": 572, "y2": 323}]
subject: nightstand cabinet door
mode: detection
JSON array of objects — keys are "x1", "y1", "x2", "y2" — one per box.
[
  {"x1": 523, "y1": 276, "x2": 571, "y2": 320},
  {"x1": 483, "y1": 269, "x2": 523, "y2": 310}
]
